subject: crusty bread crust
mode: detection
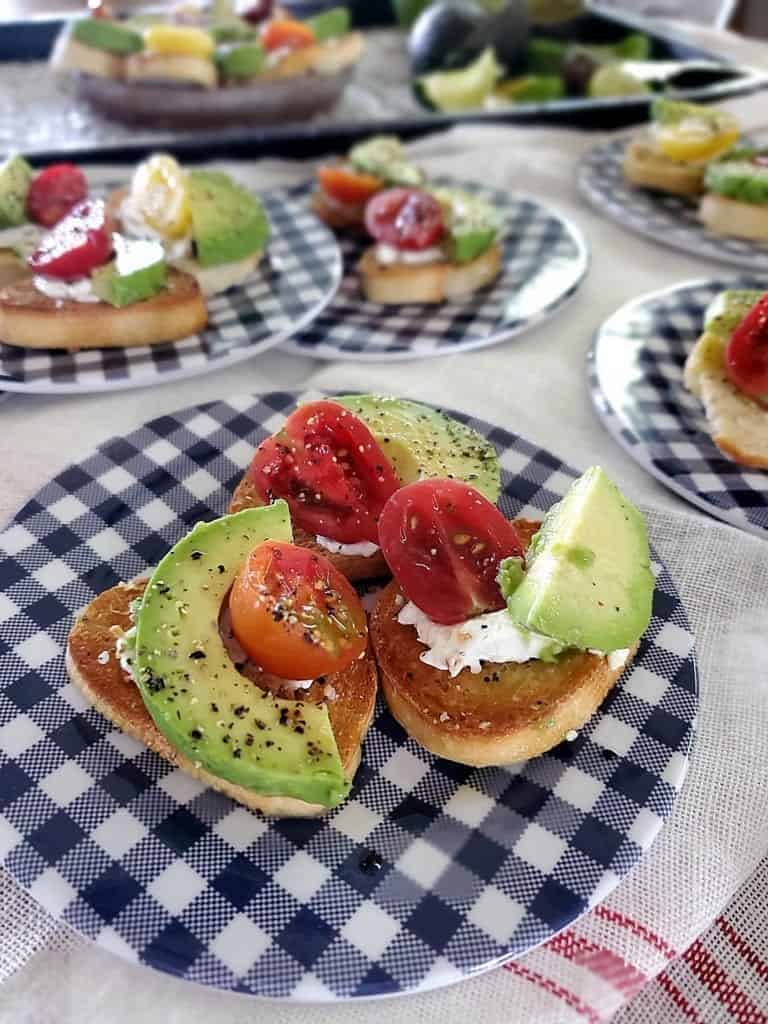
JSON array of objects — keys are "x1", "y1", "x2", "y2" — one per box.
[
  {"x1": 66, "y1": 578, "x2": 378, "y2": 817},
  {"x1": 370, "y1": 517, "x2": 638, "y2": 767},
  {"x1": 684, "y1": 331, "x2": 768, "y2": 468},
  {"x1": 699, "y1": 193, "x2": 768, "y2": 242},
  {"x1": 358, "y1": 241, "x2": 502, "y2": 305},
  {"x1": 311, "y1": 188, "x2": 367, "y2": 231},
  {"x1": 0, "y1": 268, "x2": 207, "y2": 350},
  {"x1": 229, "y1": 473, "x2": 390, "y2": 581},
  {"x1": 622, "y1": 137, "x2": 705, "y2": 198},
  {"x1": 259, "y1": 32, "x2": 363, "y2": 81},
  {"x1": 124, "y1": 52, "x2": 216, "y2": 89},
  {"x1": 0, "y1": 249, "x2": 29, "y2": 289}
]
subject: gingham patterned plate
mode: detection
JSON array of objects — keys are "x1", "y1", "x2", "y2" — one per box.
[
  {"x1": 578, "y1": 136, "x2": 768, "y2": 272},
  {"x1": 282, "y1": 182, "x2": 589, "y2": 361},
  {"x1": 0, "y1": 185, "x2": 341, "y2": 395},
  {"x1": 589, "y1": 277, "x2": 768, "y2": 537},
  {"x1": 0, "y1": 391, "x2": 696, "y2": 1000}
]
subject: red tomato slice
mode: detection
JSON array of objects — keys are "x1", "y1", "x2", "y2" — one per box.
[
  {"x1": 318, "y1": 165, "x2": 383, "y2": 207},
  {"x1": 725, "y1": 293, "x2": 768, "y2": 402},
  {"x1": 26, "y1": 164, "x2": 88, "y2": 228},
  {"x1": 249, "y1": 400, "x2": 400, "y2": 544},
  {"x1": 229, "y1": 541, "x2": 367, "y2": 679},
  {"x1": 378, "y1": 479, "x2": 525, "y2": 625},
  {"x1": 364, "y1": 188, "x2": 444, "y2": 251},
  {"x1": 28, "y1": 199, "x2": 112, "y2": 280},
  {"x1": 260, "y1": 18, "x2": 315, "y2": 52}
]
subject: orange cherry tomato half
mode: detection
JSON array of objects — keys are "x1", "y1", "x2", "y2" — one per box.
[
  {"x1": 317, "y1": 165, "x2": 383, "y2": 207},
  {"x1": 229, "y1": 541, "x2": 368, "y2": 679},
  {"x1": 260, "y1": 18, "x2": 315, "y2": 52},
  {"x1": 725, "y1": 292, "x2": 768, "y2": 402},
  {"x1": 377, "y1": 479, "x2": 525, "y2": 625}
]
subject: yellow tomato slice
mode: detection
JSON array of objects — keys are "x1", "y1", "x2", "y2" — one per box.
[
  {"x1": 130, "y1": 154, "x2": 191, "y2": 239},
  {"x1": 143, "y1": 24, "x2": 214, "y2": 58},
  {"x1": 656, "y1": 115, "x2": 740, "y2": 163}
]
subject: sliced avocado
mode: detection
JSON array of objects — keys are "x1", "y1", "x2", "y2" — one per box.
[
  {"x1": 306, "y1": 6, "x2": 351, "y2": 41},
  {"x1": 71, "y1": 18, "x2": 144, "y2": 55},
  {"x1": 705, "y1": 155, "x2": 768, "y2": 205},
  {"x1": 133, "y1": 504, "x2": 349, "y2": 808},
  {"x1": 210, "y1": 20, "x2": 257, "y2": 45},
  {"x1": 704, "y1": 289, "x2": 764, "y2": 339},
  {"x1": 501, "y1": 467, "x2": 654, "y2": 651},
  {"x1": 525, "y1": 37, "x2": 567, "y2": 76},
  {"x1": 348, "y1": 135, "x2": 422, "y2": 188},
  {"x1": 334, "y1": 394, "x2": 501, "y2": 501},
  {"x1": 419, "y1": 47, "x2": 503, "y2": 113},
  {"x1": 187, "y1": 170, "x2": 270, "y2": 268},
  {"x1": 91, "y1": 237, "x2": 167, "y2": 308},
  {"x1": 0, "y1": 154, "x2": 33, "y2": 229},
  {"x1": 431, "y1": 188, "x2": 501, "y2": 264},
  {"x1": 494, "y1": 75, "x2": 565, "y2": 104},
  {"x1": 215, "y1": 41, "x2": 266, "y2": 80}
]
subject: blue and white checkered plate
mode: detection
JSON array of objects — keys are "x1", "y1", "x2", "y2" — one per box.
[
  {"x1": 589, "y1": 277, "x2": 768, "y2": 538},
  {"x1": 0, "y1": 185, "x2": 341, "y2": 395},
  {"x1": 578, "y1": 135, "x2": 768, "y2": 272},
  {"x1": 282, "y1": 180, "x2": 589, "y2": 361},
  {"x1": 0, "y1": 390, "x2": 697, "y2": 1001}
]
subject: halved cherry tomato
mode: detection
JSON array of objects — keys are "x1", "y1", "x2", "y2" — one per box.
[
  {"x1": 378, "y1": 479, "x2": 525, "y2": 625},
  {"x1": 260, "y1": 18, "x2": 315, "y2": 52},
  {"x1": 318, "y1": 165, "x2": 383, "y2": 207},
  {"x1": 364, "y1": 187, "x2": 444, "y2": 251},
  {"x1": 250, "y1": 401, "x2": 399, "y2": 544},
  {"x1": 725, "y1": 292, "x2": 768, "y2": 402},
  {"x1": 26, "y1": 164, "x2": 88, "y2": 228},
  {"x1": 230, "y1": 541, "x2": 367, "y2": 678},
  {"x1": 28, "y1": 199, "x2": 112, "y2": 280}
]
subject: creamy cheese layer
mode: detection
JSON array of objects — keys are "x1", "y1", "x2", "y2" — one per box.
[{"x1": 33, "y1": 275, "x2": 100, "y2": 303}]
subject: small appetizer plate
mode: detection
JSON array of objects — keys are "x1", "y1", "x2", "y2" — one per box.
[
  {"x1": 589, "y1": 277, "x2": 768, "y2": 537},
  {"x1": 0, "y1": 391, "x2": 696, "y2": 1001},
  {"x1": 0, "y1": 185, "x2": 341, "y2": 395},
  {"x1": 578, "y1": 136, "x2": 768, "y2": 273},
  {"x1": 282, "y1": 183, "x2": 589, "y2": 361}
]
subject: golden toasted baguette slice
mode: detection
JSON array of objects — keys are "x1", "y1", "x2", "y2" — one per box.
[
  {"x1": 359, "y1": 241, "x2": 502, "y2": 305},
  {"x1": 699, "y1": 193, "x2": 768, "y2": 242},
  {"x1": 50, "y1": 32, "x2": 124, "y2": 79},
  {"x1": 370, "y1": 519, "x2": 638, "y2": 766},
  {"x1": 261, "y1": 32, "x2": 364, "y2": 80},
  {"x1": 229, "y1": 473, "x2": 390, "y2": 582},
  {"x1": 0, "y1": 249, "x2": 30, "y2": 289},
  {"x1": 124, "y1": 52, "x2": 216, "y2": 89},
  {"x1": 622, "y1": 137, "x2": 705, "y2": 198},
  {"x1": 67, "y1": 578, "x2": 378, "y2": 817},
  {"x1": 684, "y1": 331, "x2": 768, "y2": 467},
  {"x1": 311, "y1": 188, "x2": 367, "y2": 231},
  {"x1": 0, "y1": 269, "x2": 208, "y2": 350}
]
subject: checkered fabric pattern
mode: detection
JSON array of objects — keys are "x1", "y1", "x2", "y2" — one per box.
[
  {"x1": 0, "y1": 391, "x2": 696, "y2": 1000},
  {"x1": 283, "y1": 182, "x2": 589, "y2": 361},
  {"x1": 588, "y1": 276, "x2": 768, "y2": 537},
  {"x1": 578, "y1": 137, "x2": 768, "y2": 272},
  {"x1": 0, "y1": 186, "x2": 341, "y2": 395}
]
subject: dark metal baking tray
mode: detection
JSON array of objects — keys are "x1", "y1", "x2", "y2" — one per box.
[{"x1": 0, "y1": 3, "x2": 764, "y2": 163}]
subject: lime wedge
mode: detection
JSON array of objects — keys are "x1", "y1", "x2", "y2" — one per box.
[
  {"x1": 588, "y1": 64, "x2": 650, "y2": 99},
  {"x1": 419, "y1": 47, "x2": 503, "y2": 113}
]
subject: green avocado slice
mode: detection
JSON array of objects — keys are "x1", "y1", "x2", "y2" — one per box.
[
  {"x1": 0, "y1": 154, "x2": 33, "y2": 229},
  {"x1": 71, "y1": 18, "x2": 144, "y2": 55},
  {"x1": 187, "y1": 170, "x2": 270, "y2": 268},
  {"x1": 133, "y1": 503, "x2": 349, "y2": 808},
  {"x1": 306, "y1": 6, "x2": 351, "y2": 41}
]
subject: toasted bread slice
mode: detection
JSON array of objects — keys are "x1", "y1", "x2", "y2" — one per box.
[
  {"x1": 684, "y1": 331, "x2": 768, "y2": 467},
  {"x1": 260, "y1": 32, "x2": 363, "y2": 80},
  {"x1": 359, "y1": 241, "x2": 502, "y2": 305},
  {"x1": 50, "y1": 32, "x2": 124, "y2": 79},
  {"x1": 370, "y1": 516, "x2": 637, "y2": 766},
  {"x1": 0, "y1": 269, "x2": 207, "y2": 350},
  {"x1": 124, "y1": 52, "x2": 216, "y2": 89},
  {"x1": 0, "y1": 249, "x2": 30, "y2": 289},
  {"x1": 67, "y1": 578, "x2": 378, "y2": 817},
  {"x1": 229, "y1": 473, "x2": 390, "y2": 581},
  {"x1": 311, "y1": 188, "x2": 367, "y2": 231},
  {"x1": 699, "y1": 193, "x2": 768, "y2": 242},
  {"x1": 622, "y1": 137, "x2": 705, "y2": 198}
]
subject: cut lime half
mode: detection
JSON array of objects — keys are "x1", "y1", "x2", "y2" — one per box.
[{"x1": 419, "y1": 47, "x2": 503, "y2": 113}]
